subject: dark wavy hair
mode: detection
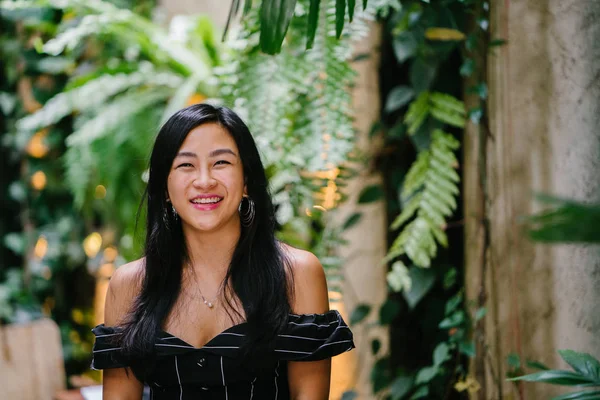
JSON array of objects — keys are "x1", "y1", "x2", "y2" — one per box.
[{"x1": 118, "y1": 103, "x2": 293, "y2": 375}]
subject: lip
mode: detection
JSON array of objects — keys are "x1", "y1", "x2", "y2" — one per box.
[{"x1": 189, "y1": 194, "x2": 223, "y2": 211}]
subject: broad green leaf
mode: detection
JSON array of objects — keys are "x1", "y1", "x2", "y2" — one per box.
[
  {"x1": 243, "y1": 0, "x2": 253, "y2": 16},
  {"x1": 335, "y1": 0, "x2": 346, "y2": 38},
  {"x1": 3, "y1": 233, "x2": 25, "y2": 255},
  {"x1": 444, "y1": 293, "x2": 462, "y2": 315},
  {"x1": 559, "y1": 350, "x2": 600, "y2": 382},
  {"x1": 403, "y1": 266, "x2": 436, "y2": 309},
  {"x1": 525, "y1": 196, "x2": 600, "y2": 244},
  {"x1": 371, "y1": 356, "x2": 392, "y2": 393},
  {"x1": 425, "y1": 27, "x2": 466, "y2": 41},
  {"x1": 526, "y1": 360, "x2": 551, "y2": 371},
  {"x1": 358, "y1": 184, "x2": 384, "y2": 203},
  {"x1": 552, "y1": 390, "x2": 600, "y2": 400},
  {"x1": 410, "y1": 58, "x2": 437, "y2": 92},
  {"x1": 387, "y1": 261, "x2": 412, "y2": 292},
  {"x1": 306, "y1": 0, "x2": 320, "y2": 49},
  {"x1": 348, "y1": 0, "x2": 355, "y2": 22},
  {"x1": 342, "y1": 212, "x2": 362, "y2": 231},
  {"x1": 460, "y1": 58, "x2": 475, "y2": 77},
  {"x1": 223, "y1": 0, "x2": 241, "y2": 40},
  {"x1": 443, "y1": 268, "x2": 457, "y2": 289},
  {"x1": 341, "y1": 391, "x2": 358, "y2": 400},
  {"x1": 507, "y1": 353, "x2": 522, "y2": 369},
  {"x1": 489, "y1": 38, "x2": 507, "y2": 47},
  {"x1": 379, "y1": 299, "x2": 401, "y2": 325},
  {"x1": 508, "y1": 370, "x2": 596, "y2": 386},
  {"x1": 371, "y1": 339, "x2": 381, "y2": 355},
  {"x1": 260, "y1": 0, "x2": 297, "y2": 54},
  {"x1": 393, "y1": 32, "x2": 417, "y2": 63},
  {"x1": 391, "y1": 375, "x2": 414, "y2": 400},
  {"x1": 409, "y1": 386, "x2": 429, "y2": 399},
  {"x1": 468, "y1": 107, "x2": 483, "y2": 124},
  {"x1": 385, "y1": 86, "x2": 415, "y2": 113},
  {"x1": 350, "y1": 303, "x2": 371, "y2": 325},
  {"x1": 433, "y1": 342, "x2": 450, "y2": 366},
  {"x1": 415, "y1": 365, "x2": 438, "y2": 384},
  {"x1": 459, "y1": 341, "x2": 476, "y2": 357},
  {"x1": 475, "y1": 307, "x2": 487, "y2": 321},
  {"x1": 439, "y1": 310, "x2": 465, "y2": 328}
]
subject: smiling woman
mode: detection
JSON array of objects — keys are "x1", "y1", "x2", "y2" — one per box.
[{"x1": 91, "y1": 103, "x2": 354, "y2": 400}]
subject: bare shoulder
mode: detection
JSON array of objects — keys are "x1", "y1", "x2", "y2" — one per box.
[
  {"x1": 281, "y1": 244, "x2": 329, "y2": 314},
  {"x1": 104, "y1": 257, "x2": 145, "y2": 326}
]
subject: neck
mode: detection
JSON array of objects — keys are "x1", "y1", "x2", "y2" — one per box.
[{"x1": 182, "y1": 221, "x2": 241, "y2": 284}]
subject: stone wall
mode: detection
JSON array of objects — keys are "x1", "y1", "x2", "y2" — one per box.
[{"x1": 465, "y1": 1, "x2": 600, "y2": 398}]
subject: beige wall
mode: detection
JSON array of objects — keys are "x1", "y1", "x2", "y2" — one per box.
[{"x1": 465, "y1": 1, "x2": 600, "y2": 398}]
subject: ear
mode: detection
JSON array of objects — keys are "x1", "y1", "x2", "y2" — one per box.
[{"x1": 243, "y1": 184, "x2": 248, "y2": 197}]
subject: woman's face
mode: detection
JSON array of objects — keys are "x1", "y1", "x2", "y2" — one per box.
[{"x1": 166, "y1": 123, "x2": 246, "y2": 233}]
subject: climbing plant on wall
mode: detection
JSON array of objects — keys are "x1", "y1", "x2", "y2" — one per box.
[{"x1": 349, "y1": 0, "x2": 498, "y2": 398}]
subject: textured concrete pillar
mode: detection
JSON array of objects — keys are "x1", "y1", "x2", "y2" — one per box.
[
  {"x1": 334, "y1": 21, "x2": 388, "y2": 400},
  {"x1": 465, "y1": 1, "x2": 600, "y2": 399}
]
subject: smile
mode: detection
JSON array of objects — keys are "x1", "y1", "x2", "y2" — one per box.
[{"x1": 190, "y1": 197, "x2": 223, "y2": 204}]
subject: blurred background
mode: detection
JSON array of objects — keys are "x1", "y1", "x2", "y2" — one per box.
[{"x1": 0, "y1": 0, "x2": 599, "y2": 399}]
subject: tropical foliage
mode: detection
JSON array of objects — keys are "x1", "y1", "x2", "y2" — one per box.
[
  {"x1": 509, "y1": 350, "x2": 600, "y2": 400},
  {"x1": 0, "y1": 0, "x2": 157, "y2": 381},
  {"x1": 347, "y1": 0, "x2": 494, "y2": 398},
  {"x1": 0, "y1": 1, "x2": 384, "y2": 384}
]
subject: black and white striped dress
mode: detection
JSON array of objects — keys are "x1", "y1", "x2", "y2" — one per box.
[{"x1": 91, "y1": 310, "x2": 354, "y2": 399}]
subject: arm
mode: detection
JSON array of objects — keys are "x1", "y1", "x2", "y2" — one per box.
[
  {"x1": 101, "y1": 260, "x2": 145, "y2": 400},
  {"x1": 286, "y1": 249, "x2": 331, "y2": 400}
]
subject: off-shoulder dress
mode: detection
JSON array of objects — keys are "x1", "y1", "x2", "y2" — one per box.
[{"x1": 91, "y1": 310, "x2": 354, "y2": 399}]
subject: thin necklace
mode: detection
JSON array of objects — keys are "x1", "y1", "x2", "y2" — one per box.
[{"x1": 186, "y1": 262, "x2": 220, "y2": 309}]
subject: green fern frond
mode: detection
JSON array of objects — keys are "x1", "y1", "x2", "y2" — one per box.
[
  {"x1": 388, "y1": 129, "x2": 460, "y2": 267},
  {"x1": 17, "y1": 67, "x2": 181, "y2": 132},
  {"x1": 404, "y1": 91, "x2": 466, "y2": 134},
  {"x1": 66, "y1": 87, "x2": 169, "y2": 147}
]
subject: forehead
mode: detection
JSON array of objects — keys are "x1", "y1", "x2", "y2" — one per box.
[{"x1": 178, "y1": 123, "x2": 238, "y2": 153}]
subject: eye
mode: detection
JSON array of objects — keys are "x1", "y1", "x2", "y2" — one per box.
[
  {"x1": 176, "y1": 163, "x2": 194, "y2": 169},
  {"x1": 214, "y1": 160, "x2": 231, "y2": 166}
]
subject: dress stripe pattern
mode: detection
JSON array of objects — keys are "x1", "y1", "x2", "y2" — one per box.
[{"x1": 91, "y1": 310, "x2": 354, "y2": 400}]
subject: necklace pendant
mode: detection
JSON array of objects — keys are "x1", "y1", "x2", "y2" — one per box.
[{"x1": 204, "y1": 299, "x2": 214, "y2": 309}]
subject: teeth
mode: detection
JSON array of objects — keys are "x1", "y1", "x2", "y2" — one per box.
[{"x1": 192, "y1": 197, "x2": 221, "y2": 204}]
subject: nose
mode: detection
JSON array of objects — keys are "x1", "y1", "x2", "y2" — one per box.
[{"x1": 192, "y1": 168, "x2": 217, "y2": 190}]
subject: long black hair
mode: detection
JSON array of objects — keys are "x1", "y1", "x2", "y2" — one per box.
[{"x1": 118, "y1": 103, "x2": 293, "y2": 372}]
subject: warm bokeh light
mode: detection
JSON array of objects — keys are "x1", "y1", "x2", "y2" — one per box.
[
  {"x1": 34, "y1": 236, "x2": 48, "y2": 259},
  {"x1": 103, "y1": 246, "x2": 118, "y2": 263},
  {"x1": 186, "y1": 93, "x2": 207, "y2": 106},
  {"x1": 30, "y1": 171, "x2": 47, "y2": 190},
  {"x1": 71, "y1": 309, "x2": 85, "y2": 325},
  {"x1": 83, "y1": 232, "x2": 102, "y2": 258},
  {"x1": 41, "y1": 265, "x2": 52, "y2": 280},
  {"x1": 94, "y1": 185, "x2": 107, "y2": 199},
  {"x1": 26, "y1": 128, "x2": 50, "y2": 158}
]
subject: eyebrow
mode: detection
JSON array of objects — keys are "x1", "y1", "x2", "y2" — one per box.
[{"x1": 174, "y1": 148, "x2": 237, "y2": 159}]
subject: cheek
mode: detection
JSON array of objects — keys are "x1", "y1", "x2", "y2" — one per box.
[{"x1": 167, "y1": 173, "x2": 192, "y2": 199}]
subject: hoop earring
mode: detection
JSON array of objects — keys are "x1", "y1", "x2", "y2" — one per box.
[
  {"x1": 239, "y1": 196, "x2": 255, "y2": 227},
  {"x1": 163, "y1": 207, "x2": 170, "y2": 228}
]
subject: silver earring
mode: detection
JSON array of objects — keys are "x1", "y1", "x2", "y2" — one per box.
[
  {"x1": 163, "y1": 207, "x2": 170, "y2": 228},
  {"x1": 171, "y1": 204, "x2": 178, "y2": 220},
  {"x1": 239, "y1": 196, "x2": 255, "y2": 227}
]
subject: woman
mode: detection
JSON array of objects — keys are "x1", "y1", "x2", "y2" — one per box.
[{"x1": 91, "y1": 103, "x2": 354, "y2": 399}]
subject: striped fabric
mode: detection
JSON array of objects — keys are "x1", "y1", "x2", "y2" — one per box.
[{"x1": 91, "y1": 310, "x2": 354, "y2": 399}]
